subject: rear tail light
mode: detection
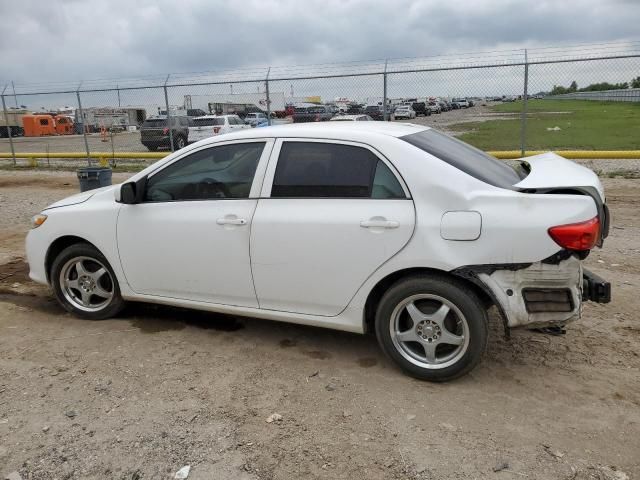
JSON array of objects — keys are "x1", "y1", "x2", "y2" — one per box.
[
  {"x1": 213, "y1": 127, "x2": 221, "y2": 134},
  {"x1": 162, "y1": 127, "x2": 169, "y2": 135},
  {"x1": 548, "y1": 216, "x2": 600, "y2": 251}
]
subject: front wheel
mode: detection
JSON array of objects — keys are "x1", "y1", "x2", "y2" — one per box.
[
  {"x1": 375, "y1": 275, "x2": 488, "y2": 382},
  {"x1": 51, "y1": 243, "x2": 125, "y2": 320}
]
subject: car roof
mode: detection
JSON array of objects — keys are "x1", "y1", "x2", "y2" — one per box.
[
  {"x1": 329, "y1": 114, "x2": 366, "y2": 120},
  {"x1": 193, "y1": 122, "x2": 429, "y2": 144}
]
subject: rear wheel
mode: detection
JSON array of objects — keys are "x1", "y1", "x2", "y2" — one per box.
[
  {"x1": 375, "y1": 275, "x2": 488, "y2": 381},
  {"x1": 51, "y1": 243, "x2": 125, "y2": 320},
  {"x1": 146, "y1": 144, "x2": 158, "y2": 152},
  {"x1": 173, "y1": 136, "x2": 186, "y2": 150}
]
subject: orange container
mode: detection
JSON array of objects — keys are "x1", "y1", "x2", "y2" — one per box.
[
  {"x1": 54, "y1": 115, "x2": 74, "y2": 135},
  {"x1": 22, "y1": 114, "x2": 56, "y2": 137}
]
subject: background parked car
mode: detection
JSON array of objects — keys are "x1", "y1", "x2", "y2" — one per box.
[
  {"x1": 427, "y1": 101, "x2": 442, "y2": 114},
  {"x1": 411, "y1": 102, "x2": 430, "y2": 116},
  {"x1": 244, "y1": 112, "x2": 268, "y2": 127},
  {"x1": 438, "y1": 100, "x2": 451, "y2": 112},
  {"x1": 140, "y1": 116, "x2": 189, "y2": 151},
  {"x1": 451, "y1": 98, "x2": 469, "y2": 108},
  {"x1": 346, "y1": 104, "x2": 365, "y2": 114},
  {"x1": 394, "y1": 105, "x2": 416, "y2": 120},
  {"x1": 188, "y1": 115, "x2": 250, "y2": 143},
  {"x1": 364, "y1": 105, "x2": 387, "y2": 121},
  {"x1": 292, "y1": 105, "x2": 334, "y2": 123}
]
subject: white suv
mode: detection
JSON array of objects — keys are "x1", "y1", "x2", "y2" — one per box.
[
  {"x1": 25, "y1": 123, "x2": 610, "y2": 381},
  {"x1": 188, "y1": 115, "x2": 249, "y2": 143}
]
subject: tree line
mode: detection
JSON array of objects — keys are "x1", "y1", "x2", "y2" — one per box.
[{"x1": 551, "y1": 76, "x2": 640, "y2": 95}]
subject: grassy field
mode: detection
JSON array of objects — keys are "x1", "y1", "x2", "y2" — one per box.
[{"x1": 451, "y1": 99, "x2": 640, "y2": 150}]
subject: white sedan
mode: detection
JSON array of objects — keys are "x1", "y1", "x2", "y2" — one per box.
[
  {"x1": 26, "y1": 123, "x2": 610, "y2": 381},
  {"x1": 393, "y1": 105, "x2": 416, "y2": 119}
]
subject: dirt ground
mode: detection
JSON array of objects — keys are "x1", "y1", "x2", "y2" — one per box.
[{"x1": 0, "y1": 171, "x2": 638, "y2": 480}]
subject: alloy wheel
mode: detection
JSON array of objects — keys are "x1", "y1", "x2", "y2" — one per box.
[
  {"x1": 59, "y1": 256, "x2": 114, "y2": 312},
  {"x1": 389, "y1": 294, "x2": 470, "y2": 369}
]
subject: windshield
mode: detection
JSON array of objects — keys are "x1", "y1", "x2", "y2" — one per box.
[
  {"x1": 191, "y1": 118, "x2": 224, "y2": 126},
  {"x1": 401, "y1": 129, "x2": 525, "y2": 189},
  {"x1": 307, "y1": 107, "x2": 326, "y2": 114}
]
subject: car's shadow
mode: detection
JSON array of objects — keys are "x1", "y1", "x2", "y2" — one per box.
[{"x1": 2, "y1": 289, "x2": 556, "y2": 380}]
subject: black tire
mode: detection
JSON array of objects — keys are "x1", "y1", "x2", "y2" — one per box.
[
  {"x1": 146, "y1": 144, "x2": 158, "y2": 152},
  {"x1": 375, "y1": 274, "x2": 488, "y2": 382},
  {"x1": 173, "y1": 136, "x2": 186, "y2": 150},
  {"x1": 50, "y1": 243, "x2": 125, "y2": 320}
]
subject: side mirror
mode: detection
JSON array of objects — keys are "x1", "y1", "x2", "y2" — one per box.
[
  {"x1": 119, "y1": 182, "x2": 137, "y2": 204},
  {"x1": 116, "y1": 176, "x2": 147, "y2": 204}
]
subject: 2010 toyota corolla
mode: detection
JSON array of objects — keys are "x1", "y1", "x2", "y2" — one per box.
[{"x1": 25, "y1": 123, "x2": 611, "y2": 381}]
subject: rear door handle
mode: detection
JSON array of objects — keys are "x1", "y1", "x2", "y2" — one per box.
[
  {"x1": 360, "y1": 219, "x2": 399, "y2": 229},
  {"x1": 216, "y1": 217, "x2": 247, "y2": 226}
]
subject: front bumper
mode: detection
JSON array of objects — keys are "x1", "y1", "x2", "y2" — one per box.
[
  {"x1": 582, "y1": 269, "x2": 611, "y2": 303},
  {"x1": 25, "y1": 228, "x2": 49, "y2": 285}
]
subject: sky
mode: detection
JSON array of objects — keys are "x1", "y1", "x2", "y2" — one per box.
[{"x1": 0, "y1": 0, "x2": 639, "y2": 106}]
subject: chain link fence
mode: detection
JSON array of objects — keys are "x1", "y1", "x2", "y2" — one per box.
[{"x1": 2, "y1": 45, "x2": 640, "y2": 167}]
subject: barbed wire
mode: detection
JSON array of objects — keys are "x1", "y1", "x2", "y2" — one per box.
[{"x1": 3, "y1": 40, "x2": 640, "y2": 96}]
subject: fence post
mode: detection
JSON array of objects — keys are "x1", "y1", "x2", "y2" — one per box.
[
  {"x1": 520, "y1": 49, "x2": 529, "y2": 157},
  {"x1": 76, "y1": 86, "x2": 92, "y2": 166},
  {"x1": 11, "y1": 81, "x2": 18, "y2": 108},
  {"x1": 1, "y1": 87, "x2": 17, "y2": 167},
  {"x1": 164, "y1": 74, "x2": 174, "y2": 152},
  {"x1": 265, "y1": 67, "x2": 272, "y2": 126},
  {"x1": 383, "y1": 60, "x2": 389, "y2": 121}
]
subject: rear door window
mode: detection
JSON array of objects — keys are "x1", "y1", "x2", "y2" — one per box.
[{"x1": 271, "y1": 142, "x2": 406, "y2": 199}]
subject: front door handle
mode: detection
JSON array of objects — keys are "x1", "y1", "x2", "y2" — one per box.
[
  {"x1": 360, "y1": 219, "x2": 399, "y2": 229},
  {"x1": 216, "y1": 217, "x2": 247, "y2": 226}
]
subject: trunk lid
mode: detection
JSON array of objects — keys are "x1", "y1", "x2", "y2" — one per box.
[
  {"x1": 514, "y1": 152, "x2": 609, "y2": 245},
  {"x1": 515, "y1": 152, "x2": 604, "y2": 201}
]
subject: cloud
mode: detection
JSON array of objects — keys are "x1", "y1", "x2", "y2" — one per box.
[{"x1": 0, "y1": 0, "x2": 638, "y2": 102}]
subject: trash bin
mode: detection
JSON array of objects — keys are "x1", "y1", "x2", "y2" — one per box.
[{"x1": 77, "y1": 167, "x2": 112, "y2": 192}]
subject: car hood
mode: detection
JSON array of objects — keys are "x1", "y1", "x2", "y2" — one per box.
[
  {"x1": 514, "y1": 152, "x2": 604, "y2": 202},
  {"x1": 44, "y1": 185, "x2": 116, "y2": 210}
]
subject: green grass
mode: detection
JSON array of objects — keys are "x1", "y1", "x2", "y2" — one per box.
[{"x1": 450, "y1": 100, "x2": 640, "y2": 150}]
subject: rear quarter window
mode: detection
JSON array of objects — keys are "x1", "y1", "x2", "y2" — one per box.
[{"x1": 401, "y1": 129, "x2": 525, "y2": 189}]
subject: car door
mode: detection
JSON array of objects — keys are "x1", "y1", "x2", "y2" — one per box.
[
  {"x1": 250, "y1": 139, "x2": 415, "y2": 316},
  {"x1": 117, "y1": 139, "x2": 273, "y2": 306}
]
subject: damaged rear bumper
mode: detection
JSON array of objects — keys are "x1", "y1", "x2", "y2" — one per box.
[{"x1": 454, "y1": 255, "x2": 610, "y2": 329}]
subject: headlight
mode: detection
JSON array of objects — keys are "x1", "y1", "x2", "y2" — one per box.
[{"x1": 31, "y1": 214, "x2": 48, "y2": 228}]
